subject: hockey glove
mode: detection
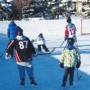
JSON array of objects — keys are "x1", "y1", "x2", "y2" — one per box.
[
  {"x1": 64, "y1": 35, "x2": 68, "y2": 40},
  {"x1": 59, "y1": 62, "x2": 64, "y2": 68},
  {"x1": 76, "y1": 61, "x2": 81, "y2": 68},
  {"x1": 5, "y1": 53, "x2": 11, "y2": 59}
]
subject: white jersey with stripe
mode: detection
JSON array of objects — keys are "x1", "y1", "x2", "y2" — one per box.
[{"x1": 68, "y1": 24, "x2": 77, "y2": 42}]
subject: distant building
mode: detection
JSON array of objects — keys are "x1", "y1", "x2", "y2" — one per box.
[{"x1": 61, "y1": 0, "x2": 89, "y2": 13}]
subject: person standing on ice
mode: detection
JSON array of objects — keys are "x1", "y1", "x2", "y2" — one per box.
[
  {"x1": 7, "y1": 20, "x2": 23, "y2": 56},
  {"x1": 64, "y1": 17, "x2": 77, "y2": 43},
  {"x1": 59, "y1": 38, "x2": 81, "y2": 88},
  {"x1": 7, "y1": 20, "x2": 22, "y2": 40},
  {"x1": 36, "y1": 33, "x2": 50, "y2": 54},
  {"x1": 5, "y1": 30, "x2": 37, "y2": 86}
]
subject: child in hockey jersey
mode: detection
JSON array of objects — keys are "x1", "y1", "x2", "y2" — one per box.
[
  {"x1": 36, "y1": 33, "x2": 50, "y2": 54},
  {"x1": 64, "y1": 17, "x2": 77, "y2": 43},
  {"x1": 59, "y1": 38, "x2": 81, "y2": 87},
  {"x1": 5, "y1": 30, "x2": 37, "y2": 86}
]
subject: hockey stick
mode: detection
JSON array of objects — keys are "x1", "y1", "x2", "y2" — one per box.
[
  {"x1": 50, "y1": 40, "x2": 65, "y2": 53},
  {"x1": 77, "y1": 68, "x2": 82, "y2": 81},
  {"x1": 0, "y1": 42, "x2": 9, "y2": 58}
]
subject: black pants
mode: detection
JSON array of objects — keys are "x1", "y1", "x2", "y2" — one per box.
[
  {"x1": 38, "y1": 44, "x2": 49, "y2": 52},
  {"x1": 62, "y1": 67, "x2": 75, "y2": 85}
]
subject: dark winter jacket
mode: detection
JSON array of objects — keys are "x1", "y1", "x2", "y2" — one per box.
[
  {"x1": 7, "y1": 22, "x2": 22, "y2": 40},
  {"x1": 6, "y1": 35, "x2": 36, "y2": 62}
]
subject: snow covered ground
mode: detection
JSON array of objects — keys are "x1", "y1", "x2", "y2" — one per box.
[{"x1": 0, "y1": 17, "x2": 90, "y2": 90}]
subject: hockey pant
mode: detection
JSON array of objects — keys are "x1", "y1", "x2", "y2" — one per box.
[{"x1": 17, "y1": 61, "x2": 34, "y2": 81}]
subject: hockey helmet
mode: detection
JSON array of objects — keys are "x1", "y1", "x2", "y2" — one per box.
[
  {"x1": 17, "y1": 29, "x2": 23, "y2": 36},
  {"x1": 38, "y1": 33, "x2": 43, "y2": 37},
  {"x1": 67, "y1": 17, "x2": 71, "y2": 23}
]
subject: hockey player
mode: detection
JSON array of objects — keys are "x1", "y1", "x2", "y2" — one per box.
[
  {"x1": 7, "y1": 20, "x2": 22, "y2": 40},
  {"x1": 5, "y1": 30, "x2": 37, "y2": 86},
  {"x1": 36, "y1": 33, "x2": 50, "y2": 54},
  {"x1": 59, "y1": 38, "x2": 81, "y2": 88},
  {"x1": 7, "y1": 20, "x2": 23, "y2": 56},
  {"x1": 64, "y1": 17, "x2": 77, "y2": 43}
]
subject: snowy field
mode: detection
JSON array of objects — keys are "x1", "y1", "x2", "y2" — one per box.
[{"x1": 0, "y1": 17, "x2": 90, "y2": 90}]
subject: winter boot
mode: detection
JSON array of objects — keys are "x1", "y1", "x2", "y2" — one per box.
[
  {"x1": 69, "y1": 81, "x2": 73, "y2": 87},
  {"x1": 20, "y1": 78, "x2": 25, "y2": 86},
  {"x1": 61, "y1": 82, "x2": 66, "y2": 87},
  {"x1": 30, "y1": 77, "x2": 37, "y2": 86}
]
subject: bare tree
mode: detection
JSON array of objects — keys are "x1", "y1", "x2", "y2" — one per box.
[{"x1": 12, "y1": 0, "x2": 32, "y2": 19}]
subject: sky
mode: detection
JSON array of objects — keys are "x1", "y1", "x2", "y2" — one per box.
[
  {"x1": 0, "y1": 16, "x2": 90, "y2": 90},
  {"x1": 7, "y1": 0, "x2": 12, "y2": 2},
  {"x1": 0, "y1": 0, "x2": 12, "y2": 2},
  {"x1": 0, "y1": 0, "x2": 5, "y2": 2}
]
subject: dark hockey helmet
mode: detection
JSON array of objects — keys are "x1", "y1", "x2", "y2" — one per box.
[
  {"x1": 67, "y1": 17, "x2": 71, "y2": 23},
  {"x1": 67, "y1": 38, "x2": 74, "y2": 45},
  {"x1": 17, "y1": 29, "x2": 23, "y2": 36},
  {"x1": 38, "y1": 33, "x2": 43, "y2": 37}
]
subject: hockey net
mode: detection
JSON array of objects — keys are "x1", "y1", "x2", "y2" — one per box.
[{"x1": 81, "y1": 18, "x2": 90, "y2": 35}]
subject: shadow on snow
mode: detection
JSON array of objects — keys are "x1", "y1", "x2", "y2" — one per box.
[{"x1": 0, "y1": 33, "x2": 90, "y2": 90}]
